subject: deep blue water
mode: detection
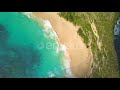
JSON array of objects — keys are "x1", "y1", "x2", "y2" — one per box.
[{"x1": 114, "y1": 17, "x2": 120, "y2": 73}]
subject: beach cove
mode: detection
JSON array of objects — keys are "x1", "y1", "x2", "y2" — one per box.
[
  {"x1": 33, "y1": 12, "x2": 92, "y2": 77},
  {"x1": 0, "y1": 12, "x2": 92, "y2": 78}
]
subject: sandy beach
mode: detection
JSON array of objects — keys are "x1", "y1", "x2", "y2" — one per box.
[{"x1": 33, "y1": 12, "x2": 92, "y2": 77}]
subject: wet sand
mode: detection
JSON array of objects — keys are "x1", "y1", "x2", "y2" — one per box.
[{"x1": 33, "y1": 12, "x2": 92, "y2": 77}]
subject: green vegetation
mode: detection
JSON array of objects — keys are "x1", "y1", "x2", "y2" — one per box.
[{"x1": 59, "y1": 12, "x2": 120, "y2": 78}]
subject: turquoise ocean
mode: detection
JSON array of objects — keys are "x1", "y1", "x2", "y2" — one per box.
[{"x1": 0, "y1": 12, "x2": 67, "y2": 78}]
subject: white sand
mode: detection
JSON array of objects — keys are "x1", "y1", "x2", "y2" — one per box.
[{"x1": 33, "y1": 12, "x2": 92, "y2": 77}]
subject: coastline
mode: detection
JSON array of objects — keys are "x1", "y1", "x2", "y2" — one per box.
[
  {"x1": 42, "y1": 20, "x2": 74, "y2": 77},
  {"x1": 33, "y1": 12, "x2": 92, "y2": 77}
]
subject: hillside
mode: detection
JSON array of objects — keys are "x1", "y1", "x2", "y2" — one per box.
[{"x1": 59, "y1": 12, "x2": 120, "y2": 78}]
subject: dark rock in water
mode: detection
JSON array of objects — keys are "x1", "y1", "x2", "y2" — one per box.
[
  {"x1": 0, "y1": 24, "x2": 8, "y2": 43},
  {"x1": 0, "y1": 24, "x2": 6, "y2": 34},
  {"x1": 0, "y1": 44, "x2": 41, "y2": 78}
]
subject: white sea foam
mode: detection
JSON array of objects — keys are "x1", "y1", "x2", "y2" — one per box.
[
  {"x1": 22, "y1": 13, "x2": 75, "y2": 78},
  {"x1": 48, "y1": 72, "x2": 55, "y2": 78},
  {"x1": 42, "y1": 20, "x2": 75, "y2": 78},
  {"x1": 22, "y1": 12, "x2": 33, "y2": 18},
  {"x1": 60, "y1": 44, "x2": 76, "y2": 78},
  {"x1": 42, "y1": 20, "x2": 59, "y2": 41},
  {"x1": 42, "y1": 20, "x2": 60, "y2": 53}
]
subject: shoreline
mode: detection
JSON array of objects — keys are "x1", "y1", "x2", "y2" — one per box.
[
  {"x1": 42, "y1": 20, "x2": 74, "y2": 77},
  {"x1": 33, "y1": 12, "x2": 92, "y2": 77}
]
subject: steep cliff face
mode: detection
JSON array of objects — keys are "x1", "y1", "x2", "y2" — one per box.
[{"x1": 59, "y1": 12, "x2": 120, "y2": 78}]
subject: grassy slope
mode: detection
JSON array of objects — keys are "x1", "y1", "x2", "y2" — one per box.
[{"x1": 59, "y1": 12, "x2": 120, "y2": 78}]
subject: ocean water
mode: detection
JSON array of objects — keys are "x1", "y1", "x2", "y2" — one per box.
[
  {"x1": 114, "y1": 17, "x2": 120, "y2": 74},
  {"x1": 0, "y1": 12, "x2": 65, "y2": 78}
]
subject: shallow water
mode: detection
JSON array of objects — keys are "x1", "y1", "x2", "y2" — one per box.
[{"x1": 0, "y1": 12, "x2": 65, "y2": 78}]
